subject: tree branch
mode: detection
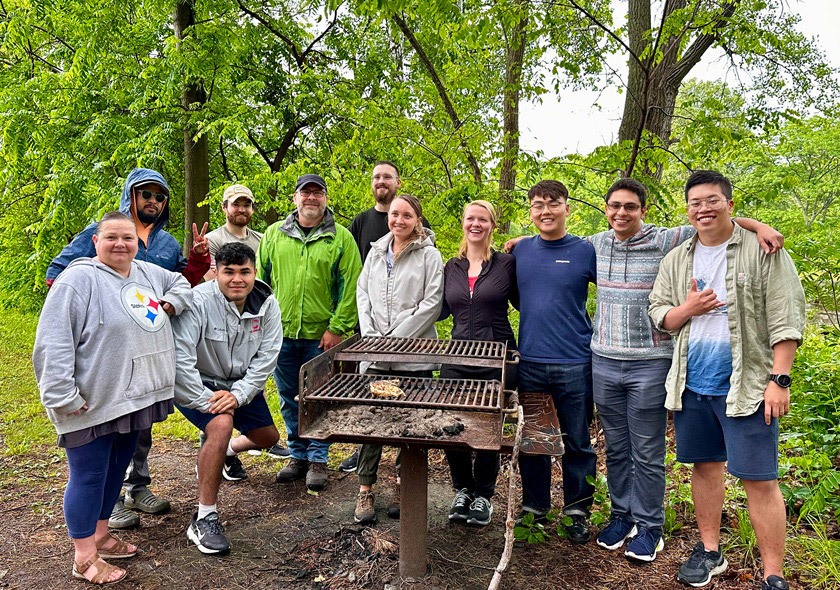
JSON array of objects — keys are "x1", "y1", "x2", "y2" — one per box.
[
  {"x1": 671, "y1": 0, "x2": 739, "y2": 83},
  {"x1": 391, "y1": 12, "x2": 483, "y2": 184}
]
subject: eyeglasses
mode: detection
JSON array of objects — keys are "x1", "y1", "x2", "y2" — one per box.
[
  {"x1": 529, "y1": 200, "x2": 566, "y2": 213},
  {"x1": 606, "y1": 202, "x2": 641, "y2": 212},
  {"x1": 137, "y1": 189, "x2": 167, "y2": 203},
  {"x1": 299, "y1": 189, "x2": 326, "y2": 198},
  {"x1": 687, "y1": 197, "x2": 727, "y2": 210}
]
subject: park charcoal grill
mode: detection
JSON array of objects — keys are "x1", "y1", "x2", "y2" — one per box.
[
  {"x1": 298, "y1": 335, "x2": 516, "y2": 452},
  {"x1": 297, "y1": 334, "x2": 519, "y2": 577}
]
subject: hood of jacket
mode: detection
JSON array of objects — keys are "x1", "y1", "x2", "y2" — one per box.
[
  {"x1": 120, "y1": 168, "x2": 172, "y2": 231},
  {"x1": 369, "y1": 228, "x2": 437, "y2": 258}
]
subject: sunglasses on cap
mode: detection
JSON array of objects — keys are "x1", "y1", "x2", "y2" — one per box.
[{"x1": 136, "y1": 189, "x2": 167, "y2": 203}]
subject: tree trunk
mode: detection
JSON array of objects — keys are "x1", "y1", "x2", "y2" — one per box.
[
  {"x1": 498, "y1": 3, "x2": 528, "y2": 232},
  {"x1": 174, "y1": 0, "x2": 210, "y2": 254}
]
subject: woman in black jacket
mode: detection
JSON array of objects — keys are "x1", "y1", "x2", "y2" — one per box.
[{"x1": 439, "y1": 200, "x2": 518, "y2": 526}]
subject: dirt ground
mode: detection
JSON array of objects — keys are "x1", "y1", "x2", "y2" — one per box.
[{"x1": 0, "y1": 438, "x2": 813, "y2": 590}]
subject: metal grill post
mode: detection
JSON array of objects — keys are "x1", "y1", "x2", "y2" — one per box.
[{"x1": 399, "y1": 446, "x2": 428, "y2": 578}]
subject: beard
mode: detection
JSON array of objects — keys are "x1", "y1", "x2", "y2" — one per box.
[
  {"x1": 226, "y1": 212, "x2": 251, "y2": 227},
  {"x1": 374, "y1": 190, "x2": 395, "y2": 207},
  {"x1": 136, "y1": 208, "x2": 161, "y2": 224}
]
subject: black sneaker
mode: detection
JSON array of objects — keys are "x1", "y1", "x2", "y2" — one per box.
[
  {"x1": 762, "y1": 576, "x2": 789, "y2": 590},
  {"x1": 187, "y1": 512, "x2": 230, "y2": 555},
  {"x1": 266, "y1": 443, "x2": 290, "y2": 459},
  {"x1": 562, "y1": 514, "x2": 590, "y2": 544},
  {"x1": 677, "y1": 542, "x2": 728, "y2": 587},
  {"x1": 222, "y1": 455, "x2": 247, "y2": 481},
  {"x1": 467, "y1": 496, "x2": 493, "y2": 526},
  {"x1": 448, "y1": 488, "x2": 472, "y2": 522},
  {"x1": 339, "y1": 448, "x2": 360, "y2": 472}
]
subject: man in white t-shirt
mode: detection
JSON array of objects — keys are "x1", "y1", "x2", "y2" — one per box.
[{"x1": 649, "y1": 170, "x2": 805, "y2": 590}]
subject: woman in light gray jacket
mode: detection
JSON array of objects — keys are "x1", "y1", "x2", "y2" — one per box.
[
  {"x1": 353, "y1": 194, "x2": 444, "y2": 525},
  {"x1": 33, "y1": 212, "x2": 192, "y2": 585}
]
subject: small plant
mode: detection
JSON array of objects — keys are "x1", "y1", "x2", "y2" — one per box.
[
  {"x1": 586, "y1": 473, "x2": 611, "y2": 527},
  {"x1": 513, "y1": 511, "x2": 556, "y2": 544}
]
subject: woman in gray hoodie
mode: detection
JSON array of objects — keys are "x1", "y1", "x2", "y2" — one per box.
[
  {"x1": 33, "y1": 212, "x2": 192, "y2": 585},
  {"x1": 352, "y1": 195, "x2": 444, "y2": 525}
]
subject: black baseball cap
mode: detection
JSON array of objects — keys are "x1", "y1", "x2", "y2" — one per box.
[{"x1": 295, "y1": 174, "x2": 327, "y2": 192}]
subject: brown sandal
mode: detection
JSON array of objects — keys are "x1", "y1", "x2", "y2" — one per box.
[
  {"x1": 95, "y1": 534, "x2": 137, "y2": 559},
  {"x1": 72, "y1": 554, "x2": 126, "y2": 585}
]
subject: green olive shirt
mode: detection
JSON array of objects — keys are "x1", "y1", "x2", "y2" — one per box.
[{"x1": 648, "y1": 224, "x2": 806, "y2": 417}]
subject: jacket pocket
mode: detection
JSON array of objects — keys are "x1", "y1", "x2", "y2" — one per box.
[{"x1": 124, "y1": 350, "x2": 176, "y2": 399}]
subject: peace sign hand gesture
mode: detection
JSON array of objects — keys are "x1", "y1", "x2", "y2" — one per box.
[{"x1": 191, "y1": 222, "x2": 209, "y2": 255}]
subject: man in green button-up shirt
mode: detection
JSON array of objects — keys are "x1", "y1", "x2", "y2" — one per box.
[{"x1": 649, "y1": 170, "x2": 805, "y2": 590}]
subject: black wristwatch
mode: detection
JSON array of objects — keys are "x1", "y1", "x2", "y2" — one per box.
[{"x1": 769, "y1": 374, "x2": 792, "y2": 388}]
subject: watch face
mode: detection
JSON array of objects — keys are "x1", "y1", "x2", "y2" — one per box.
[{"x1": 774, "y1": 374, "x2": 792, "y2": 388}]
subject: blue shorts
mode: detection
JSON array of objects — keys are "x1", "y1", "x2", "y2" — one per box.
[
  {"x1": 673, "y1": 389, "x2": 779, "y2": 481},
  {"x1": 177, "y1": 390, "x2": 275, "y2": 435}
]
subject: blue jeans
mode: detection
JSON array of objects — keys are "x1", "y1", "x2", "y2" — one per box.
[
  {"x1": 273, "y1": 338, "x2": 330, "y2": 463},
  {"x1": 592, "y1": 354, "x2": 669, "y2": 529},
  {"x1": 518, "y1": 360, "x2": 596, "y2": 516},
  {"x1": 65, "y1": 431, "x2": 141, "y2": 538}
]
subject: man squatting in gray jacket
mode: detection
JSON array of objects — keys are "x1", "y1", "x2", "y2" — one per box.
[{"x1": 171, "y1": 242, "x2": 283, "y2": 555}]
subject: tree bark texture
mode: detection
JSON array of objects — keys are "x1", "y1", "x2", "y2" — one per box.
[
  {"x1": 498, "y1": 3, "x2": 528, "y2": 232},
  {"x1": 174, "y1": 0, "x2": 210, "y2": 254}
]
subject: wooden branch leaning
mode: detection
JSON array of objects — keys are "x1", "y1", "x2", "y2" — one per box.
[{"x1": 487, "y1": 404, "x2": 524, "y2": 590}]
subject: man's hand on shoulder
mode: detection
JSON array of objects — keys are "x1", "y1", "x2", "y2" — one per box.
[
  {"x1": 504, "y1": 235, "x2": 527, "y2": 253},
  {"x1": 208, "y1": 389, "x2": 238, "y2": 415},
  {"x1": 756, "y1": 224, "x2": 784, "y2": 255}
]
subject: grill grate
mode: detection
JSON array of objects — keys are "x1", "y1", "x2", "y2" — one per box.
[
  {"x1": 304, "y1": 373, "x2": 502, "y2": 411},
  {"x1": 334, "y1": 336, "x2": 507, "y2": 367}
]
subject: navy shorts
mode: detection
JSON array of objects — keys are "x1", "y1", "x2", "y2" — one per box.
[
  {"x1": 177, "y1": 390, "x2": 275, "y2": 435},
  {"x1": 673, "y1": 389, "x2": 779, "y2": 481}
]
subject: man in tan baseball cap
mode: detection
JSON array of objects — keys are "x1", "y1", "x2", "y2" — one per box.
[{"x1": 205, "y1": 184, "x2": 262, "y2": 279}]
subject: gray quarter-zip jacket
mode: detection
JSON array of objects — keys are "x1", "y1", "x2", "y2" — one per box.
[{"x1": 172, "y1": 278, "x2": 282, "y2": 412}]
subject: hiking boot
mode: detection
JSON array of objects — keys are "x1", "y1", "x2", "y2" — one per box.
[
  {"x1": 448, "y1": 488, "x2": 473, "y2": 522},
  {"x1": 187, "y1": 512, "x2": 230, "y2": 555},
  {"x1": 354, "y1": 491, "x2": 377, "y2": 524},
  {"x1": 339, "y1": 448, "x2": 360, "y2": 472},
  {"x1": 677, "y1": 542, "x2": 728, "y2": 587},
  {"x1": 762, "y1": 575, "x2": 789, "y2": 590},
  {"x1": 222, "y1": 455, "x2": 247, "y2": 481},
  {"x1": 108, "y1": 499, "x2": 140, "y2": 529},
  {"x1": 306, "y1": 462, "x2": 328, "y2": 491},
  {"x1": 124, "y1": 488, "x2": 171, "y2": 515},
  {"x1": 562, "y1": 514, "x2": 590, "y2": 545},
  {"x1": 596, "y1": 516, "x2": 637, "y2": 550},
  {"x1": 624, "y1": 526, "x2": 664, "y2": 562},
  {"x1": 276, "y1": 458, "x2": 309, "y2": 483},
  {"x1": 266, "y1": 443, "x2": 290, "y2": 459},
  {"x1": 467, "y1": 496, "x2": 493, "y2": 526},
  {"x1": 387, "y1": 484, "x2": 400, "y2": 519}
]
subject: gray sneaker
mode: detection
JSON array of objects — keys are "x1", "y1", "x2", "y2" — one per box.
[
  {"x1": 124, "y1": 488, "x2": 171, "y2": 514},
  {"x1": 108, "y1": 499, "x2": 140, "y2": 529},
  {"x1": 677, "y1": 542, "x2": 728, "y2": 587},
  {"x1": 467, "y1": 496, "x2": 493, "y2": 526},
  {"x1": 306, "y1": 462, "x2": 328, "y2": 492}
]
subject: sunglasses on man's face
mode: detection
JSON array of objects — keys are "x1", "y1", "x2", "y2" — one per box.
[{"x1": 137, "y1": 189, "x2": 167, "y2": 203}]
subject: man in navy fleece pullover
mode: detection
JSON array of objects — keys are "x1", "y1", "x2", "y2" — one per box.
[{"x1": 512, "y1": 179, "x2": 597, "y2": 544}]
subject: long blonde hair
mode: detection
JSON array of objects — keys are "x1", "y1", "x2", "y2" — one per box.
[
  {"x1": 457, "y1": 200, "x2": 497, "y2": 261},
  {"x1": 391, "y1": 194, "x2": 426, "y2": 260}
]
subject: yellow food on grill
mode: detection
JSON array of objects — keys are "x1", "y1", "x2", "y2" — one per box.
[{"x1": 369, "y1": 379, "x2": 405, "y2": 398}]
